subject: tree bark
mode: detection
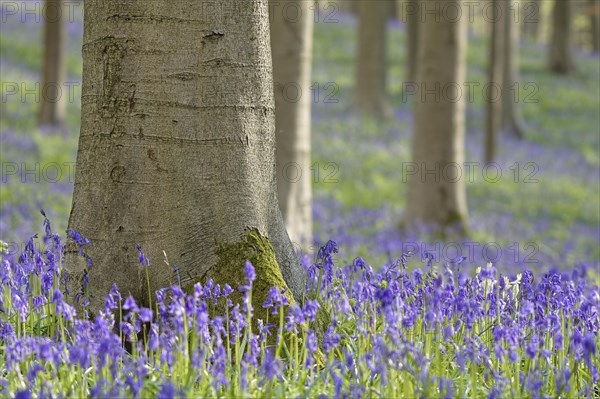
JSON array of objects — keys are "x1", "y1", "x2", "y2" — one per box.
[
  {"x1": 39, "y1": 0, "x2": 66, "y2": 126},
  {"x1": 404, "y1": 0, "x2": 468, "y2": 234},
  {"x1": 485, "y1": 0, "x2": 505, "y2": 164},
  {"x1": 356, "y1": 0, "x2": 389, "y2": 117},
  {"x1": 65, "y1": 0, "x2": 303, "y2": 314},
  {"x1": 405, "y1": 0, "x2": 420, "y2": 83},
  {"x1": 502, "y1": 0, "x2": 526, "y2": 139},
  {"x1": 270, "y1": 0, "x2": 314, "y2": 248},
  {"x1": 549, "y1": 0, "x2": 575, "y2": 74}
]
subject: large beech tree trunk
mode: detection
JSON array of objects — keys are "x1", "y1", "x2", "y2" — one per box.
[
  {"x1": 356, "y1": 0, "x2": 389, "y2": 116},
  {"x1": 485, "y1": 0, "x2": 505, "y2": 163},
  {"x1": 39, "y1": 0, "x2": 66, "y2": 126},
  {"x1": 65, "y1": 0, "x2": 302, "y2": 314},
  {"x1": 270, "y1": 0, "x2": 314, "y2": 248},
  {"x1": 549, "y1": 0, "x2": 575, "y2": 74},
  {"x1": 502, "y1": 1, "x2": 526, "y2": 139},
  {"x1": 404, "y1": 0, "x2": 468, "y2": 233}
]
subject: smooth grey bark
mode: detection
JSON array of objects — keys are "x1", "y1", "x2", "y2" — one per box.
[
  {"x1": 502, "y1": 1, "x2": 526, "y2": 139},
  {"x1": 65, "y1": 0, "x2": 303, "y2": 313},
  {"x1": 549, "y1": 0, "x2": 575, "y2": 74},
  {"x1": 486, "y1": 0, "x2": 505, "y2": 163},
  {"x1": 270, "y1": 0, "x2": 314, "y2": 248},
  {"x1": 404, "y1": 0, "x2": 468, "y2": 233},
  {"x1": 405, "y1": 0, "x2": 420, "y2": 83},
  {"x1": 356, "y1": 0, "x2": 389, "y2": 116},
  {"x1": 39, "y1": 0, "x2": 66, "y2": 126}
]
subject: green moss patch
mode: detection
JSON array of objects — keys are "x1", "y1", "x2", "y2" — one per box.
[{"x1": 182, "y1": 228, "x2": 295, "y2": 325}]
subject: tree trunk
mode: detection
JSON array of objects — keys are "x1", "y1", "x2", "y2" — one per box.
[
  {"x1": 356, "y1": 0, "x2": 389, "y2": 117},
  {"x1": 65, "y1": 0, "x2": 303, "y2": 315},
  {"x1": 387, "y1": 0, "x2": 398, "y2": 20},
  {"x1": 502, "y1": 0, "x2": 526, "y2": 139},
  {"x1": 549, "y1": 0, "x2": 575, "y2": 74},
  {"x1": 485, "y1": 0, "x2": 505, "y2": 164},
  {"x1": 405, "y1": 0, "x2": 420, "y2": 83},
  {"x1": 521, "y1": 0, "x2": 541, "y2": 42},
  {"x1": 270, "y1": 0, "x2": 314, "y2": 248},
  {"x1": 39, "y1": 0, "x2": 66, "y2": 126},
  {"x1": 339, "y1": 0, "x2": 358, "y2": 15},
  {"x1": 404, "y1": 0, "x2": 468, "y2": 233},
  {"x1": 590, "y1": 0, "x2": 600, "y2": 53}
]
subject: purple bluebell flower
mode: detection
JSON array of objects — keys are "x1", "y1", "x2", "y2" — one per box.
[
  {"x1": 302, "y1": 299, "x2": 320, "y2": 322},
  {"x1": 375, "y1": 287, "x2": 393, "y2": 308},
  {"x1": 244, "y1": 260, "x2": 256, "y2": 283},
  {"x1": 122, "y1": 296, "x2": 140, "y2": 313},
  {"x1": 582, "y1": 332, "x2": 596, "y2": 364},
  {"x1": 262, "y1": 352, "x2": 282, "y2": 381},
  {"x1": 109, "y1": 283, "x2": 122, "y2": 302},
  {"x1": 14, "y1": 389, "x2": 32, "y2": 399},
  {"x1": 263, "y1": 287, "x2": 288, "y2": 314},
  {"x1": 136, "y1": 245, "x2": 150, "y2": 267},
  {"x1": 140, "y1": 307, "x2": 153, "y2": 323},
  {"x1": 323, "y1": 326, "x2": 341, "y2": 353},
  {"x1": 422, "y1": 251, "x2": 435, "y2": 268},
  {"x1": 285, "y1": 304, "x2": 304, "y2": 333},
  {"x1": 157, "y1": 382, "x2": 176, "y2": 399}
]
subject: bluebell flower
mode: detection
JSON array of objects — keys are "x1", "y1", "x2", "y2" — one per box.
[
  {"x1": 302, "y1": 299, "x2": 320, "y2": 322},
  {"x1": 136, "y1": 245, "x2": 150, "y2": 267},
  {"x1": 157, "y1": 382, "x2": 176, "y2": 399},
  {"x1": 122, "y1": 296, "x2": 139, "y2": 313},
  {"x1": 375, "y1": 287, "x2": 393, "y2": 308},
  {"x1": 582, "y1": 332, "x2": 596, "y2": 364},
  {"x1": 262, "y1": 352, "x2": 282, "y2": 381},
  {"x1": 140, "y1": 307, "x2": 153, "y2": 323},
  {"x1": 14, "y1": 389, "x2": 32, "y2": 399},
  {"x1": 323, "y1": 326, "x2": 341, "y2": 353},
  {"x1": 244, "y1": 260, "x2": 256, "y2": 283}
]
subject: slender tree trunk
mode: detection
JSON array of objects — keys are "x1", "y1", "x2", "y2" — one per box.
[
  {"x1": 502, "y1": 0, "x2": 526, "y2": 139},
  {"x1": 356, "y1": 0, "x2": 389, "y2": 116},
  {"x1": 404, "y1": 0, "x2": 468, "y2": 233},
  {"x1": 387, "y1": 0, "x2": 398, "y2": 20},
  {"x1": 486, "y1": 0, "x2": 505, "y2": 164},
  {"x1": 521, "y1": 0, "x2": 541, "y2": 42},
  {"x1": 339, "y1": 0, "x2": 358, "y2": 15},
  {"x1": 65, "y1": 0, "x2": 303, "y2": 314},
  {"x1": 270, "y1": 0, "x2": 314, "y2": 248},
  {"x1": 549, "y1": 0, "x2": 575, "y2": 74},
  {"x1": 405, "y1": 0, "x2": 420, "y2": 83},
  {"x1": 590, "y1": 0, "x2": 600, "y2": 53},
  {"x1": 39, "y1": 0, "x2": 66, "y2": 126}
]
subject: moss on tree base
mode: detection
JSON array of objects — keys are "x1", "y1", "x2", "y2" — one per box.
[{"x1": 182, "y1": 228, "x2": 295, "y2": 325}]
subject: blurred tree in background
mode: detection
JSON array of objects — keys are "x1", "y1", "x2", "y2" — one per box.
[
  {"x1": 485, "y1": 0, "x2": 505, "y2": 163},
  {"x1": 355, "y1": 0, "x2": 389, "y2": 116},
  {"x1": 502, "y1": 0, "x2": 527, "y2": 138},
  {"x1": 270, "y1": 0, "x2": 315, "y2": 248},
  {"x1": 549, "y1": 0, "x2": 575, "y2": 74},
  {"x1": 404, "y1": 0, "x2": 469, "y2": 235},
  {"x1": 39, "y1": 0, "x2": 66, "y2": 126}
]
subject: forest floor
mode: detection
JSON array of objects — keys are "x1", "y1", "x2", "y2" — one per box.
[{"x1": 1, "y1": 10, "x2": 599, "y2": 274}]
